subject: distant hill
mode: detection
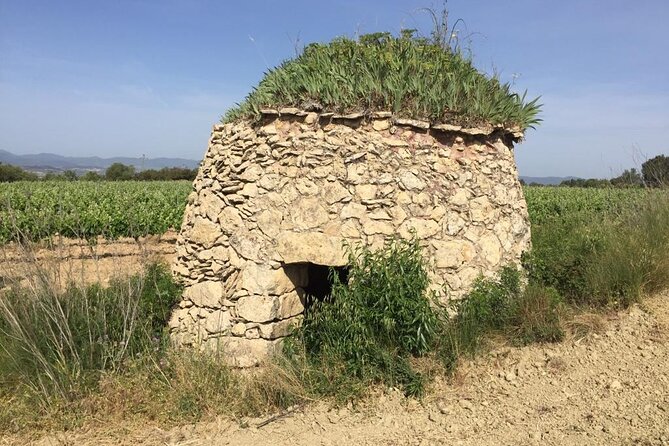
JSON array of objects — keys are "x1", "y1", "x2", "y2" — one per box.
[
  {"x1": 0, "y1": 149, "x2": 199, "y2": 173},
  {"x1": 1, "y1": 150, "x2": 579, "y2": 184},
  {"x1": 520, "y1": 176, "x2": 578, "y2": 185}
]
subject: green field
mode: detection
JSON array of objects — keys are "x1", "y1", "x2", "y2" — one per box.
[
  {"x1": 0, "y1": 181, "x2": 192, "y2": 243},
  {"x1": 0, "y1": 180, "x2": 661, "y2": 244},
  {"x1": 522, "y1": 186, "x2": 652, "y2": 225}
]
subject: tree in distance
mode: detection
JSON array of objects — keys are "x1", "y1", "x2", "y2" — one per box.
[
  {"x1": 105, "y1": 163, "x2": 136, "y2": 181},
  {"x1": 642, "y1": 155, "x2": 669, "y2": 187}
]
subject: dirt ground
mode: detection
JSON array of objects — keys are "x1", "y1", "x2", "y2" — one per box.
[
  {"x1": 12, "y1": 289, "x2": 668, "y2": 446},
  {"x1": 0, "y1": 232, "x2": 177, "y2": 290}
]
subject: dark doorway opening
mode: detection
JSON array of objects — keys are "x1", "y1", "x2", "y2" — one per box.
[{"x1": 302, "y1": 263, "x2": 349, "y2": 310}]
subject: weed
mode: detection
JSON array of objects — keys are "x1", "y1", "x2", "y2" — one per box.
[
  {"x1": 510, "y1": 284, "x2": 564, "y2": 345},
  {"x1": 0, "y1": 262, "x2": 180, "y2": 401},
  {"x1": 437, "y1": 267, "x2": 564, "y2": 371},
  {"x1": 286, "y1": 238, "x2": 440, "y2": 398}
]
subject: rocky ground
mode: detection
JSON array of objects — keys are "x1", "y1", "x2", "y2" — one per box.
[{"x1": 15, "y1": 291, "x2": 668, "y2": 446}]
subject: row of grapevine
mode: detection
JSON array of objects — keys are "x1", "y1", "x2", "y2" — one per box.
[
  {"x1": 0, "y1": 181, "x2": 661, "y2": 244},
  {"x1": 0, "y1": 181, "x2": 192, "y2": 243},
  {"x1": 523, "y1": 187, "x2": 653, "y2": 225}
]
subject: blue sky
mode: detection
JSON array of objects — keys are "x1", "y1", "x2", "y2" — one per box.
[{"x1": 1, "y1": 0, "x2": 667, "y2": 178}]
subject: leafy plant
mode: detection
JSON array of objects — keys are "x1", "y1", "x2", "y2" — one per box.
[
  {"x1": 223, "y1": 31, "x2": 542, "y2": 130},
  {"x1": 286, "y1": 238, "x2": 440, "y2": 397}
]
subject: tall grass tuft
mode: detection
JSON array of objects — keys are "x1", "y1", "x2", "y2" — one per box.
[
  {"x1": 223, "y1": 31, "x2": 541, "y2": 130},
  {"x1": 524, "y1": 191, "x2": 669, "y2": 307},
  {"x1": 437, "y1": 267, "x2": 564, "y2": 371},
  {"x1": 0, "y1": 263, "x2": 180, "y2": 401},
  {"x1": 585, "y1": 194, "x2": 669, "y2": 305}
]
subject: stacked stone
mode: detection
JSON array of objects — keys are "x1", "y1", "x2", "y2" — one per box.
[{"x1": 169, "y1": 109, "x2": 531, "y2": 366}]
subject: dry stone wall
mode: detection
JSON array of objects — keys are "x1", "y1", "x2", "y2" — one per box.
[{"x1": 169, "y1": 110, "x2": 531, "y2": 366}]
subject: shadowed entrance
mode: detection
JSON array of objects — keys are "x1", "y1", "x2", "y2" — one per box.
[{"x1": 301, "y1": 263, "x2": 349, "y2": 311}]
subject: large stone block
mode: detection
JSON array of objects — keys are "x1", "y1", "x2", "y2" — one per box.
[
  {"x1": 239, "y1": 262, "x2": 307, "y2": 295},
  {"x1": 188, "y1": 217, "x2": 222, "y2": 248},
  {"x1": 341, "y1": 202, "x2": 367, "y2": 219},
  {"x1": 199, "y1": 191, "x2": 225, "y2": 222},
  {"x1": 259, "y1": 316, "x2": 303, "y2": 340},
  {"x1": 470, "y1": 196, "x2": 493, "y2": 222},
  {"x1": 218, "y1": 207, "x2": 243, "y2": 231},
  {"x1": 399, "y1": 171, "x2": 426, "y2": 191},
  {"x1": 184, "y1": 281, "x2": 224, "y2": 308},
  {"x1": 236, "y1": 295, "x2": 280, "y2": 323},
  {"x1": 257, "y1": 209, "x2": 283, "y2": 237},
  {"x1": 203, "y1": 309, "x2": 232, "y2": 334},
  {"x1": 322, "y1": 181, "x2": 351, "y2": 204},
  {"x1": 279, "y1": 289, "x2": 305, "y2": 319},
  {"x1": 204, "y1": 337, "x2": 278, "y2": 367},
  {"x1": 275, "y1": 231, "x2": 347, "y2": 266},
  {"x1": 479, "y1": 233, "x2": 502, "y2": 265},
  {"x1": 432, "y1": 239, "x2": 475, "y2": 269},
  {"x1": 235, "y1": 289, "x2": 304, "y2": 323},
  {"x1": 287, "y1": 197, "x2": 330, "y2": 230},
  {"x1": 399, "y1": 218, "x2": 440, "y2": 239}
]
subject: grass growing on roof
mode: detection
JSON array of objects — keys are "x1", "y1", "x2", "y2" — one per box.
[{"x1": 223, "y1": 30, "x2": 542, "y2": 130}]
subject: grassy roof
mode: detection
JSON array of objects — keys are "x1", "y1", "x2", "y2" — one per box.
[{"x1": 223, "y1": 31, "x2": 542, "y2": 130}]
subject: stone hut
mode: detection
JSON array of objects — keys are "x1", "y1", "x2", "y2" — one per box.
[
  {"x1": 168, "y1": 110, "x2": 531, "y2": 366},
  {"x1": 168, "y1": 32, "x2": 539, "y2": 366}
]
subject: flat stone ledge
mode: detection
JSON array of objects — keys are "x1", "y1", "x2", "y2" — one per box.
[{"x1": 250, "y1": 108, "x2": 522, "y2": 139}]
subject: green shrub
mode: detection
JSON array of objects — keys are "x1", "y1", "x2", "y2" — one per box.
[
  {"x1": 286, "y1": 238, "x2": 440, "y2": 397},
  {"x1": 0, "y1": 163, "x2": 38, "y2": 182},
  {"x1": 522, "y1": 214, "x2": 604, "y2": 301},
  {"x1": 437, "y1": 267, "x2": 564, "y2": 371}
]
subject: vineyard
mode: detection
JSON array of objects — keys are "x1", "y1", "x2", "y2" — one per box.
[
  {"x1": 0, "y1": 181, "x2": 661, "y2": 244},
  {"x1": 0, "y1": 181, "x2": 191, "y2": 243},
  {"x1": 523, "y1": 186, "x2": 653, "y2": 224}
]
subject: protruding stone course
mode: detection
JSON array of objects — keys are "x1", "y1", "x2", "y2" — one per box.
[{"x1": 169, "y1": 111, "x2": 531, "y2": 365}]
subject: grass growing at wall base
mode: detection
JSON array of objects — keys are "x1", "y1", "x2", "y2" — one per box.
[
  {"x1": 437, "y1": 268, "x2": 564, "y2": 372},
  {"x1": 283, "y1": 240, "x2": 565, "y2": 399}
]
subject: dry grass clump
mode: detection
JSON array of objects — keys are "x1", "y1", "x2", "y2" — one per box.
[
  {"x1": 0, "y1": 252, "x2": 313, "y2": 437},
  {"x1": 564, "y1": 311, "x2": 607, "y2": 341}
]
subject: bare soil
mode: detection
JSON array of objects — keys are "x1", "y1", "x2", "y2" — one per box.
[
  {"x1": 12, "y1": 291, "x2": 668, "y2": 446},
  {"x1": 0, "y1": 232, "x2": 177, "y2": 289}
]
